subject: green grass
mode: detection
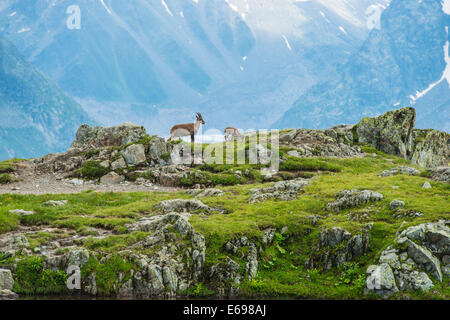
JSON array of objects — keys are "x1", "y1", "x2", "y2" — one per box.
[{"x1": 0, "y1": 148, "x2": 448, "y2": 299}]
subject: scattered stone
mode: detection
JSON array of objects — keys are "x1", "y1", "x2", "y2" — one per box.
[
  {"x1": 44, "y1": 200, "x2": 68, "y2": 207},
  {"x1": 390, "y1": 200, "x2": 405, "y2": 210},
  {"x1": 8, "y1": 209, "x2": 35, "y2": 216},
  {"x1": 155, "y1": 199, "x2": 221, "y2": 214},
  {"x1": 380, "y1": 166, "x2": 420, "y2": 177},
  {"x1": 68, "y1": 178, "x2": 84, "y2": 185},
  {"x1": 195, "y1": 189, "x2": 224, "y2": 198},
  {"x1": 100, "y1": 172, "x2": 125, "y2": 185},
  {"x1": 392, "y1": 210, "x2": 423, "y2": 219},
  {"x1": 325, "y1": 190, "x2": 383, "y2": 212},
  {"x1": 422, "y1": 181, "x2": 432, "y2": 189},
  {"x1": 249, "y1": 178, "x2": 309, "y2": 203}
]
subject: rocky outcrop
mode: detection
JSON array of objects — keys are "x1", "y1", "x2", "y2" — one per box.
[
  {"x1": 353, "y1": 108, "x2": 448, "y2": 168},
  {"x1": 155, "y1": 199, "x2": 222, "y2": 214},
  {"x1": 427, "y1": 167, "x2": 450, "y2": 183},
  {"x1": 410, "y1": 130, "x2": 449, "y2": 169},
  {"x1": 379, "y1": 166, "x2": 420, "y2": 177},
  {"x1": 0, "y1": 269, "x2": 17, "y2": 300},
  {"x1": 307, "y1": 226, "x2": 372, "y2": 271},
  {"x1": 249, "y1": 178, "x2": 309, "y2": 203},
  {"x1": 70, "y1": 123, "x2": 147, "y2": 151},
  {"x1": 279, "y1": 128, "x2": 363, "y2": 158},
  {"x1": 365, "y1": 221, "x2": 450, "y2": 296},
  {"x1": 208, "y1": 258, "x2": 242, "y2": 298},
  {"x1": 325, "y1": 190, "x2": 383, "y2": 212},
  {"x1": 0, "y1": 234, "x2": 30, "y2": 257},
  {"x1": 355, "y1": 107, "x2": 415, "y2": 159}
]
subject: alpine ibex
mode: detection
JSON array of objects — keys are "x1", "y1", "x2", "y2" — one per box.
[
  {"x1": 168, "y1": 113, "x2": 205, "y2": 143},
  {"x1": 224, "y1": 127, "x2": 243, "y2": 141}
]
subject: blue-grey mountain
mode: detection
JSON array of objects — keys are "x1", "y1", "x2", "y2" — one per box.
[{"x1": 275, "y1": 0, "x2": 450, "y2": 132}]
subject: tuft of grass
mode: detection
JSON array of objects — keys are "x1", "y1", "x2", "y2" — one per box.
[
  {"x1": 280, "y1": 157, "x2": 342, "y2": 172},
  {"x1": 0, "y1": 173, "x2": 12, "y2": 184},
  {"x1": 78, "y1": 161, "x2": 109, "y2": 180},
  {"x1": 13, "y1": 257, "x2": 68, "y2": 295}
]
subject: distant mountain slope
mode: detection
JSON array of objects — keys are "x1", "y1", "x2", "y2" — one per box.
[
  {"x1": 0, "y1": 36, "x2": 92, "y2": 160},
  {"x1": 275, "y1": 0, "x2": 450, "y2": 132},
  {"x1": 0, "y1": 0, "x2": 387, "y2": 134}
]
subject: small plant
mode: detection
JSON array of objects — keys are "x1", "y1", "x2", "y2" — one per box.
[
  {"x1": 186, "y1": 282, "x2": 214, "y2": 297},
  {"x1": 248, "y1": 278, "x2": 265, "y2": 290},
  {"x1": 335, "y1": 262, "x2": 365, "y2": 289},
  {"x1": 306, "y1": 268, "x2": 320, "y2": 283},
  {"x1": 0, "y1": 173, "x2": 12, "y2": 184},
  {"x1": 79, "y1": 161, "x2": 109, "y2": 179},
  {"x1": 13, "y1": 257, "x2": 68, "y2": 295}
]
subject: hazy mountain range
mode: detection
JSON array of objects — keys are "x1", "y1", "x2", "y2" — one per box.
[{"x1": 0, "y1": 0, "x2": 448, "y2": 160}]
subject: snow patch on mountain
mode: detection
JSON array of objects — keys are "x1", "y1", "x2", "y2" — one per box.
[
  {"x1": 443, "y1": 0, "x2": 450, "y2": 14},
  {"x1": 411, "y1": 40, "x2": 450, "y2": 103}
]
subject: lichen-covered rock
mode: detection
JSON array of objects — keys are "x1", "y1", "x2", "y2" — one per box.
[
  {"x1": 122, "y1": 211, "x2": 206, "y2": 298},
  {"x1": 365, "y1": 263, "x2": 398, "y2": 297},
  {"x1": 390, "y1": 200, "x2": 405, "y2": 210},
  {"x1": 100, "y1": 172, "x2": 125, "y2": 185},
  {"x1": 249, "y1": 178, "x2": 309, "y2": 203},
  {"x1": 208, "y1": 258, "x2": 241, "y2": 298},
  {"x1": 8, "y1": 209, "x2": 35, "y2": 216},
  {"x1": 147, "y1": 136, "x2": 170, "y2": 162},
  {"x1": 320, "y1": 227, "x2": 351, "y2": 248},
  {"x1": 195, "y1": 188, "x2": 224, "y2": 198},
  {"x1": 0, "y1": 269, "x2": 14, "y2": 291},
  {"x1": 281, "y1": 128, "x2": 362, "y2": 158},
  {"x1": 155, "y1": 199, "x2": 221, "y2": 214},
  {"x1": 366, "y1": 221, "x2": 449, "y2": 296},
  {"x1": 0, "y1": 234, "x2": 30, "y2": 256},
  {"x1": 71, "y1": 123, "x2": 147, "y2": 150},
  {"x1": 325, "y1": 190, "x2": 383, "y2": 212},
  {"x1": 405, "y1": 239, "x2": 442, "y2": 281},
  {"x1": 245, "y1": 243, "x2": 258, "y2": 281},
  {"x1": 111, "y1": 157, "x2": 127, "y2": 170},
  {"x1": 410, "y1": 129, "x2": 449, "y2": 168},
  {"x1": 379, "y1": 166, "x2": 420, "y2": 177},
  {"x1": 122, "y1": 144, "x2": 146, "y2": 166},
  {"x1": 355, "y1": 107, "x2": 415, "y2": 159},
  {"x1": 0, "y1": 289, "x2": 18, "y2": 300},
  {"x1": 308, "y1": 227, "x2": 371, "y2": 271},
  {"x1": 427, "y1": 166, "x2": 450, "y2": 183},
  {"x1": 44, "y1": 200, "x2": 68, "y2": 207}
]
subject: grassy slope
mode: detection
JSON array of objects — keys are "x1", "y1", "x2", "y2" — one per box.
[{"x1": 0, "y1": 147, "x2": 448, "y2": 299}]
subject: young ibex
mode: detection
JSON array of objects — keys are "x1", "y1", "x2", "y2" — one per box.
[
  {"x1": 224, "y1": 127, "x2": 244, "y2": 141},
  {"x1": 168, "y1": 113, "x2": 205, "y2": 143}
]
